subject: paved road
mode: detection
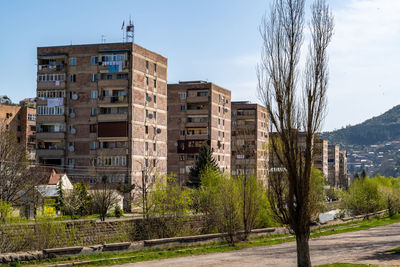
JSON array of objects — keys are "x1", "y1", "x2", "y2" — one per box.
[{"x1": 124, "y1": 222, "x2": 400, "y2": 267}]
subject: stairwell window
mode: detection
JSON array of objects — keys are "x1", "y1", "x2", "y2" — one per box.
[
  {"x1": 154, "y1": 63, "x2": 157, "y2": 72},
  {"x1": 69, "y1": 58, "x2": 77, "y2": 66},
  {"x1": 153, "y1": 79, "x2": 157, "y2": 88},
  {"x1": 70, "y1": 74, "x2": 76, "y2": 83},
  {"x1": 91, "y1": 56, "x2": 98, "y2": 65}
]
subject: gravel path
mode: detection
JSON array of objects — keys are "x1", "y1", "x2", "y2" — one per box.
[{"x1": 124, "y1": 222, "x2": 400, "y2": 266}]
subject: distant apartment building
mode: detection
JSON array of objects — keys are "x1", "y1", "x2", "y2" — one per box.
[
  {"x1": 339, "y1": 150, "x2": 348, "y2": 188},
  {"x1": 231, "y1": 101, "x2": 268, "y2": 181},
  {"x1": 36, "y1": 42, "x2": 168, "y2": 194},
  {"x1": 0, "y1": 103, "x2": 36, "y2": 160},
  {"x1": 0, "y1": 95, "x2": 12, "y2": 104},
  {"x1": 167, "y1": 81, "x2": 231, "y2": 184},
  {"x1": 328, "y1": 145, "x2": 340, "y2": 187}
]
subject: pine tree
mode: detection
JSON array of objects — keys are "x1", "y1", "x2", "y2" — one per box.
[{"x1": 188, "y1": 143, "x2": 219, "y2": 187}]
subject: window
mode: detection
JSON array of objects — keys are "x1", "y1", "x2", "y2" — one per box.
[
  {"x1": 145, "y1": 60, "x2": 149, "y2": 69},
  {"x1": 69, "y1": 74, "x2": 76, "y2": 83},
  {"x1": 153, "y1": 127, "x2": 156, "y2": 135},
  {"x1": 179, "y1": 155, "x2": 185, "y2": 161},
  {"x1": 153, "y1": 79, "x2": 157, "y2": 88},
  {"x1": 68, "y1": 158, "x2": 75, "y2": 169},
  {"x1": 145, "y1": 76, "x2": 149, "y2": 85},
  {"x1": 180, "y1": 105, "x2": 186, "y2": 111},
  {"x1": 180, "y1": 130, "x2": 185, "y2": 136},
  {"x1": 145, "y1": 125, "x2": 148, "y2": 134},
  {"x1": 91, "y1": 56, "x2": 98, "y2": 65},
  {"x1": 180, "y1": 168, "x2": 185, "y2": 174},
  {"x1": 37, "y1": 105, "x2": 65, "y2": 115},
  {"x1": 91, "y1": 107, "x2": 97, "y2": 116},
  {"x1": 153, "y1": 159, "x2": 156, "y2": 167},
  {"x1": 153, "y1": 143, "x2": 156, "y2": 151},
  {"x1": 90, "y1": 141, "x2": 97, "y2": 150},
  {"x1": 90, "y1": 124, "x2": 97, "y2": 133},
  {"x1": 154, "y1": 63, "x2": 157, "y2": 72},
  {"x1": 145, "y1": 159, "x2": 148, "y2": 167},
  {"x1": 17, "y1": 115, "x2": 21, "y2": 120},
  {"x1": 17, "y1": 126, "x2": 21, "y2": 132},
  {"x1": 90, "y1": 90, "x2": 98, "y2": 99},
  {"x1": 179, "y1": 92, "x2": 186, "y2": 99},
  {"x1": 28, "y1": 114, "x2": 36, "y2": 121},
  {"x1": 145, "y1": 142, "x2": 148, "y2": 151},
  {"x1": 91, "y1": 74, "x2": 98, "y2": 82},
  {"x1": 153, "y1": 95, "x2": 157, "y2": 103},
  {"x1": 37, "y1": 73, "x2": 66, "y2": 82},
  {"x1": 153, "y1": 111, "x2": 157, "y2": 119},
  {"x1": 69, "y1": 58, "x2": 76, "y2": 66}
]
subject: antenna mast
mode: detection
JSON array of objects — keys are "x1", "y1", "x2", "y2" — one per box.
[{"x1": 126, "y1": 16, "x2": 135, "y2": 43}]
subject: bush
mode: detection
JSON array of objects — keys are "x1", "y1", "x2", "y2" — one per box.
[
  {"x1": 0, "y1": 201, "x2": 12, "y2": 222},
  {"x1": 114, "y1": 205, "x2": 123, "y2": 218}
]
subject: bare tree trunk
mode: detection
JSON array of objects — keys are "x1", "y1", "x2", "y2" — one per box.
[{"x1": 296, "y1": 232, "x2": 311, "y2": 267}]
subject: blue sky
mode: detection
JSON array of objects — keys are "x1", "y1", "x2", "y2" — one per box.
[{"x1": 0, "y1": 0, "x2": 399, "y2": 131}]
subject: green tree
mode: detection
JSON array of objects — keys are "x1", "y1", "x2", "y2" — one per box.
[{"x1": 188, "y1": 143, "x2": 219, "y2": 187}]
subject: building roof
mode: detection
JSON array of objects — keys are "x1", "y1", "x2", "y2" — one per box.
[
  {"x1": 36, "y1": 185, "x2": 58, "y2": 198},
  {"x1": 48, "y1": 169, "x2": 67, "y2": 185}
]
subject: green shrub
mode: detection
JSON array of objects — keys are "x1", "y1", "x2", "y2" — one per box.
[{"x1": 114, "y1": 205, "x2": 123, "y2": 218}]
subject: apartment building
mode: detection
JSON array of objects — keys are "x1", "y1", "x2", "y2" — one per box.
[
  {"x1": 36, "y1": 42, "x2": 167, "y2": 194},
  {"x1": 328, "y1": 145, "x2": 340, "y2": 187},
  {"x1": 231, "y1": 101, "x2": 268, "y2": 181},
  {"x1": 0, "y1": 103, "x2": 36, "y2": 160},
  {"x1": 167, "y1": 81, "x2": 231, "y2": 184},
  {"x1": 339, "y1": 150, "x2": 348, "y2": 188},
  {"x1": 314, "y1": 138, "x2": 329, "y2": 181}
]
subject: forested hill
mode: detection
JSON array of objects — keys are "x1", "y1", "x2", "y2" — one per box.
[{"x1": 322, "y1": 105, "x2": 400, "y2": 146}]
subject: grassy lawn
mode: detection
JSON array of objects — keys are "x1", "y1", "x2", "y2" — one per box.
[
  {"x1": 316, "y1": 263, "x2": 377, "y2": 267},
  {"x1": 11, "y1": 214, "x2": 400, "y2": 267}
]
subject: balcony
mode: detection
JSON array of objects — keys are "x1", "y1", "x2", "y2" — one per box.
[
  {"x1": 36, "y1": 149, "x2": 65, "y2": 157},
  {"x1": 99, "y1": 95, "x2": 128, "y2": 106},
  {"x1": 186, "y1": 109, "x2": 208, "y2": 115},
  {"x1": 37, "y1": 81, "x2": 66, "y2": 89},
  {"x1": 186, "y1": 95, "x2": 209, "y2": 103},
  {"x1": 36, "y1": 115, "x2": 65, "y2": 123},
  {"x1": 98, "y1": 79, "x2": 128, "y2": 87},
  {"x1": 38, "y1": 64, "x2": 65, "y2": 72},
  {"x1": 98, "y1": 113, "x2": 128, "y2": 122},
  {"x1": 36, "y1": 132, "x2": 65, "y2": 140}
]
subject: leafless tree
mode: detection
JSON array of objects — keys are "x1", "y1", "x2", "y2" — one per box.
[
  {"x1": 90, "y1": 176, "x2": 118, "y2": 221},
  {"x1": 0, "y1": 124, "x2": 47, "y2": 204},
  {"x1": 257, "y1": 0, "x2": 333, "y2": 266}
]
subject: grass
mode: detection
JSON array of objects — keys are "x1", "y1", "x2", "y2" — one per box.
[
  {"x1": 386, "y1": 246, "x2": 400, "y2": 254},
  {"x1": 316, "y1": 263, "x2": 378, "y2": 267},
  {"x1": 13, "y1": 214, "x2": 400, "y2": 267}
]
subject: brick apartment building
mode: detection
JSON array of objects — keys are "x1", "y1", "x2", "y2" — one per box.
[
  {"x1": 36, "y1": 42, "x2": 167, "y2": 193},
  {"x1": 167, "y1": 81, "x2": 231, "y2": 184},
  {"x1": 0, "y1": 103, "x2": 36, "y2": 160},
  {"x1": 328, "y1": 144, "x2": 340, "y2": 187},
  {"x1": 231, "y1": 101, "x2": 268, "y2": 181},
  {"x1": 339, "y1": 150, "x2": 348, "y2": 188}
]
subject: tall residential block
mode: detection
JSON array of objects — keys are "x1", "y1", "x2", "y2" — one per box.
[
  {"x1": 0, "y1": 103, "x2": 36, "y2": 160},
  {"x1": 36, "y1": 43, "x2": 168, "y2": 193},
  {"x1": 314, "y1": 138, "x2": 329, "y2": 181},
  {"x1": 231, "y1": 101, "x2": 268, "y2": 181},
  {"x1": 328, "y1": 145, "x2": 340, "y2": 187},
  {"x1": 167, "y1": 81, "x2": 231, "y2": 184},
  {"x1": 339, "y1": 150, "x2": 348, "y2": 188}
]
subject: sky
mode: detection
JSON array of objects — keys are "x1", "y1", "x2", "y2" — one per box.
[{"x1": 0, "y1": 0, "x2": 399, "y2": 131}]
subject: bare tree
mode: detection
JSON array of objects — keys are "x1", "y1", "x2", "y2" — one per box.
[
  {"x1": 0, "y1": 124, "x2": 47, "y2": 204},
  {"x1": 257, "y1": 0, "x2": 333, "y2": 266},
  {"x1": 90, "y1": 176, "x2": 118, "y2": 221}
]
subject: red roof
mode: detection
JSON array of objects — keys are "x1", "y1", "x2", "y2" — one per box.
[{"x1": 48, "y1": 169, "x2": 66, "y2": 185}]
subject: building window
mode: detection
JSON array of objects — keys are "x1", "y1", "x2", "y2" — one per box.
[
  {"x1": 69, "y1": 74, "x2": 76, "y2": 83},
  {"x1": 145, "y1": 125, "x2": 148, "y2": 134},
  {"x1": 153, "y1": 111, "x2": 157, "y2": 119},
  {"x1": 17, "y1": 137, "x2": 20, "y2": 143},
  {"x1": 181, "y1": 105, "x2": 186, "y2": 111},
  {"x1": 90, "y1": 90, "x2": 98, "y2": 99},
  {"x1": 145, "y1": 60, "x2": 149, "y2": 69},
  {"x1": 69, "y1": 58, "x2": 77, "y2": 66},
  {"x1": 91, "y1": 107, "x2": 97, "y2": 116},
  {"x1": 153, "y1": 79, "x2": 157, "y2": 88},
  {"x1": 145, "y1": 76, "x2": 149, "y2": 85},
  {"x1": 153, "y1": 127, "x2": 156, "y2": 135},
  {"x1": 90, "y1": 124, "x2": 97, "y2": 133},
  {"x1": 145, "y1": 159, "x2": 148, "y2": 167},
  {"x1": 17, "y1": 126, "x2": 21, "y2": 132},
  {"x1": 153, "y1": 143, "x2": 156, "y2": 151},
  {"x1": 91, "y1": 74, "x2": 98, "y2": 82},
  {"x1": 180, "y1": 130, "x2": 185, "y2": 136},
  {"x1": 91, "y1": 56, "x2": 98, "y2": 65},
  {"x1": 153, "y1": 159, "x2": 156, "y2": 167},
  {"x1": 180, "y1": 168, "x2": 185, "y2": 174},
  {"x1": 153, "y1": 95, "x2": 157, "y2": 103},
  {"x1": 90, "y1": 141, "x2": 97, "y2": 150},
  {"x1": 179, "y1": 92, "x2": 186, "y2": 99},
  {"x1": 145, "y1": 142, "x2": 148, "y2": 151}
]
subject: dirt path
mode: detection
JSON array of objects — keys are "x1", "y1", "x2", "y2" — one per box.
[{"x1": 124, "y1": 222, "x2": 400, "y2": 266}]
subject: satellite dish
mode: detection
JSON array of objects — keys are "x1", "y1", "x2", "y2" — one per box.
[
  {"x1": 146, "y1": 96, "x2": 152, "y2": 102},
  {"x1": 72, "y1": 94, "x2": 78, "y2": 100},
  {"x1": 69, "y1": 112, "x2": 75, "y2": 118},
  {"x1": 157, "y1": 128, "x2": 161, "y2": 134},
  {"x1": 70, "y1": 128, "x2": 76, "y2": 134},
  {"x1": 69, "y1": 146, "x2": 75, "y2": 152},
  {"x1": 148, "y1": 114, "x2": 153, "y2": 119}
]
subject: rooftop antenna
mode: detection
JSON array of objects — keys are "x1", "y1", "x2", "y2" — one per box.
[
  {"x1": 121, "y1": 20, "x2": 125, "y2": 42},
  {"x1": 126, "y1": 16, "x2": 135, "y2": 43},
  {"x1": 101, "y1": 35, "x2": 106, "y2": 43}
]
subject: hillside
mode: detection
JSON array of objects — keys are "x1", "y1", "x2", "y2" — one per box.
[
  {"x1": 322, "y1": 105, "x2": 400, "y2": 177},
  {"x1": 323, "y1": 105, "x2": 400, "y2": 146}
]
